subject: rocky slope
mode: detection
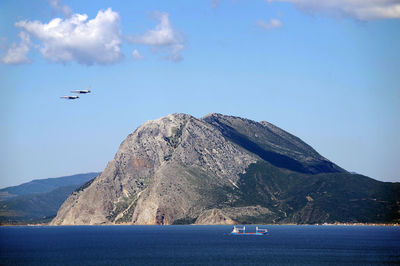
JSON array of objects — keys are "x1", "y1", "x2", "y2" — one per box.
[{"x1": 51, "y1": 113, "x2": 399, "y2": 225}]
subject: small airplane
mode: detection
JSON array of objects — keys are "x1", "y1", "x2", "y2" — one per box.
[
  {"x1": 71, "y1": 86, "x2": 91, "y2": 94},
  {"x1": 60, "y1": 95, "x2": 79, "y2": 100}
]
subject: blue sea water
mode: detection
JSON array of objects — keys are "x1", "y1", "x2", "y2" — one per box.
[{"x1": 0, "y1": 225, "x2": 399, "y2": 265}]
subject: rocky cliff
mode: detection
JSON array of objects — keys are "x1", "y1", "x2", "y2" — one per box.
[{"x1": 51, "y1": 113, "x2": 399, "y2": 225}]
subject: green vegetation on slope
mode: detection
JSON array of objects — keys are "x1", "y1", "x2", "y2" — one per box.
[
  {"x1": 0, "y1": 172, "x2": 100, "y2": 200},
  {"x1": 232, "y1": 161, "x2": 400, "y2": 224},
  {"x1": 1, "y1": 185, "x2": 80, "y2": 224},
  {"x1": 0, "y1": 173, "x2": 100, "y2": 224},
  {"x1": 203, "y1": 114, "x2": 342, "y2": 174}
]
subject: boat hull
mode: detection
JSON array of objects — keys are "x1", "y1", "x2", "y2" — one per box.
[{"x1": 231, "y1": 232, "x2": 267, "y2": 235}]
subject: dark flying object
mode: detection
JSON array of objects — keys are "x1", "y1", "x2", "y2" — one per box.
[
  {"x1": 71, "y1": 86, "x2": 91, "y2": 94},
  {"x1": 60, "y1": 95, "x2": 79, "y2": 100}
]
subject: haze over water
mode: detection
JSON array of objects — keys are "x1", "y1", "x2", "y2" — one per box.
[{"x1": 1, "y1": 225, "x2": 399, "y2": 265}]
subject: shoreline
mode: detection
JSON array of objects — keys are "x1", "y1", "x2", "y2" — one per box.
[{"x1": 1, "y1": 222, "x2": 399, "y2": 227}]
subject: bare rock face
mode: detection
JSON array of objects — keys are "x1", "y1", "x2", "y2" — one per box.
[
  {"x1": 51, "y1": 113, "x2": 349, "y2": 225},
  {"x1": 195, "y1": 209, "x2": 236, "y2": 225},
  {"x1": 194, "y1": 206, "x2": 273, "y2": 225},
  {"x1": 51, "y1": 114, "x2": 258, "y2": 225}
]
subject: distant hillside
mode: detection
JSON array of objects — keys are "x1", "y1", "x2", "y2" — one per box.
[
  {"x1": 50, "y1": 113, "x2": 400, "y2": 225},
  {"x1": 0, "y1": 173, "x2": 100, "y2": 201},
  {"x1": 0, "y1": 173, "x2": 99, "y2": 224}
]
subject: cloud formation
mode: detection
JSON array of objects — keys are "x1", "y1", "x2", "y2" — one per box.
[
  {"x1": 1, "y1": 4, "x2": 185, "y2": 65},
  {"x1": 0, "y1": 32, "x2": 31, "y2": 64},
  {"x1": 14, "y1": 8, "x2": 123, "y2": 65},
  {"x1": 256, "y1": 18, "x2": 283, "y2": 30},
  {"x1": 269, "y1": 0, "x2": 400, "y2": 20},
  {"x1": 48, "y1": 0, "x2": 73, "y2": 18},
  {"x1": 127, "y1": 12, "x2": 185, "y2": 62},
  {"x1": 132, "y1": 49, "x2": 144, "y2": 60}
]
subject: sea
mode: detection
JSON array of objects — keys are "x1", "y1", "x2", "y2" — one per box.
[{"x1": 0, "y1": 225, "x2": 399, "y2": 265}]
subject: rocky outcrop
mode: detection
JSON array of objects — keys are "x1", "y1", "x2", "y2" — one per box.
[
  {"x1": 52, "y1": 114, "x2": 259, "y2": 225},
  {"x1": 195, "y1": 209, "x2": 236, "y2": 225},
  {"x1": 51, "y1": 113, "x2": 399, "y2": 225}
]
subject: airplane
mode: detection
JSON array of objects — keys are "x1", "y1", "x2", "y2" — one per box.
[
  {"x1": 71, "y1": 86, "x2": 91, "y2": 94},
  {"x1": 60, "y1": 95, "x2": 79, "y2": 100}
]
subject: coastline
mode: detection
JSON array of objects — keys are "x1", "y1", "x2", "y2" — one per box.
[{"x1": 1, "y1": 222, "x2": 399, "y2": 227}]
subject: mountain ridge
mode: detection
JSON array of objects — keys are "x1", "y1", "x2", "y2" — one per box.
[
  {"x1": 50, "y1": 113, "x2": 399, "y2": 225},
  {"x1": 203, "y1": 113, "x2": 344, "y2": 174},
  {"x1": 0, "y1": 172, "x2": 99, "y2": 224},
  {"x1": 0, "y1": 172, "x2": 101, "y2": 200}
]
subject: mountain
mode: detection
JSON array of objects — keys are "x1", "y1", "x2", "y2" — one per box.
[
  {"x1": 0, "y1": 173, "x2": 100, "y2": 200},
  {"x1": 51, "y1": 114, "x2": 399, "y2": 225},
  {"x1": 0, "y1": 173, "x2": 99, "y2": 224}
]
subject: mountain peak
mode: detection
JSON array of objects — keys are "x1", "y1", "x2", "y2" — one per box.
[{"x1": 50, "y1": 113, "x2": 399, "y2": 225}]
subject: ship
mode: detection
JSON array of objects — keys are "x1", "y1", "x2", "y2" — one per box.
[{"x1": 231, "y1": 226, "x2": 268, "y2": 235}]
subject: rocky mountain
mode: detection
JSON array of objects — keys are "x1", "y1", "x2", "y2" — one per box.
[
  {"x1": 51, "y1": 113, "x2": 399, "y2": 225},
  {"x1": 0, "y1": 173, "x2": 99, "y2": 224}
]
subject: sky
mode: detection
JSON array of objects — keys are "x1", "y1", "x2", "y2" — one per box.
[{"x1": 0, "y1": 0, "x2": 399, "y2": 187}]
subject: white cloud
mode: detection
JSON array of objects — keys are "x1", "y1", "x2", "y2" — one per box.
[
  {"x1": 48, "y1": 0, "x2": 73, "y2": 18},
  {"x1": 268, "y1": 0, "x2": 400, "y2": 20},
  {"x1": 127, "y1": 12, "x2": 185, "y2": 62},
  {"x1": 132, "y1": 49, "x2": 144, "y2": 60},
  {"x1": 15, "y1": 8, "x2": 123, "y2": 65},
  {"x1": 3, "y1": 7, "x2": 185, "y2": 65},
  {"x1": 0, "y1": 32, "x2": 31, "y2": 65},
  {"x1": 256, "y1": 18, "x2": 283, "y2": 30}
]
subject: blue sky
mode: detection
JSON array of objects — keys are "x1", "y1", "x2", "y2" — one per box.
[{"x1": 1, "y1": 0, "x2": 399, "y2": 187}]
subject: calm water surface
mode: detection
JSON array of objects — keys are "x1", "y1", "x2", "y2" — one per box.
[{"x1": 1, "y1": 225, "x2": 399, "y2": 265}]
